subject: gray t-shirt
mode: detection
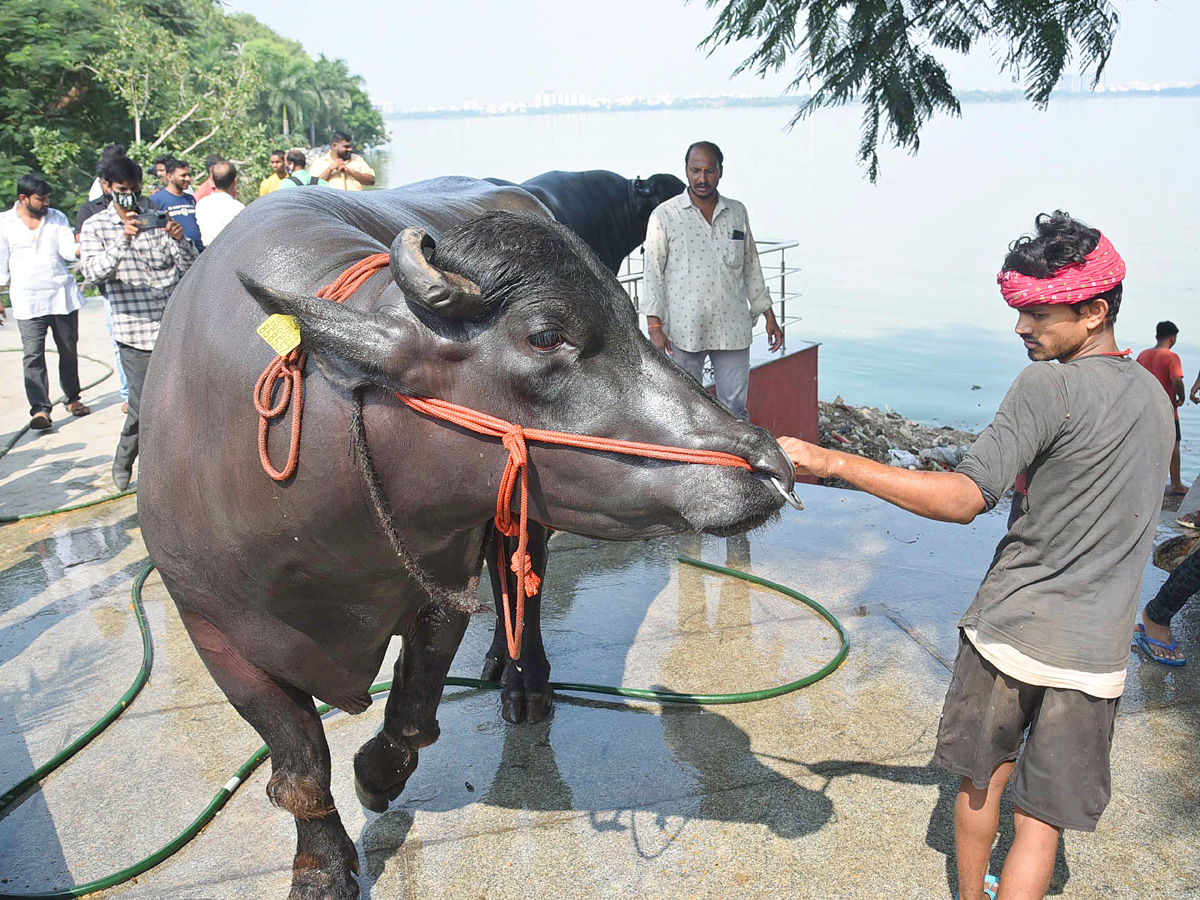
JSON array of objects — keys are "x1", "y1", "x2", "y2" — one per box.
[{"x1": 956, "y1": 356, "x2": 1173, "y2": 673}]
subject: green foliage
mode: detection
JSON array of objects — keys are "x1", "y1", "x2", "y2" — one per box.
[
  {"x1": 243, "y1": 39, "x2": 385, "y2": 148},
  {"x1": 29, "y1": 125, "x2": 83, "y2": 177},
  {"x1": 699, "y1": 0, "x2": 1121, "y2": 180},
  {"x1": 0, "y1": 0, "x2": 126, "y2": 208},
  {"x1": 0, "y1": 0, "x2": 385, "y2": 216}
]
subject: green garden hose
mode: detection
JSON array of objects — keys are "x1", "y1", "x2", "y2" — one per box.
[
  {"x1": 0, "y1": 490, "x2": 135, "y2": 526},
  {"x1": 0, "y1": 347, "x2": 135, "y2": 525},
  {"x1": 0, "y1": 557, "x2": 847, "y2": 899}
]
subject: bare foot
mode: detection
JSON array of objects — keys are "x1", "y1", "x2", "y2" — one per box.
[
  {"x1": 1168, "y1": 486, "x2": 1189, "y2": 496},
  {"x1": 1141, "y1": 613, "x2": 1184, "y2": 662}
]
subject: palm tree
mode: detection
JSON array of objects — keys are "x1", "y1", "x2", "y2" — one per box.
[
  {"x1": 246, "y1": 39, "x2": 318, "y2": 138},
  {"x1": 311, "y1": 55, "x2": 352, "y2": 144}
]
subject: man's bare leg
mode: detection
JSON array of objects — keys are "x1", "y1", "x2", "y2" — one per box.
[
  {"x1": 955, "y1": 763, "x2": 1012, "y2": 900},
  {"x1": 995, "y1": 806, "x2": 1060, "y2": 899},
  {"x1": 1169, "y1": 439, "x2": 1186, "y2": 494}
]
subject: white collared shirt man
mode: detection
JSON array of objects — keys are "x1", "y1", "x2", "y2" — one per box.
[
  {"x1": 0, "y1": 184, "x2": 90, "y2": 426},
  {"x1": 0, "y1": 204, "x2": 82, "y2": 319},
  {"x1": 641, "y1": 141, "x2": 780, "y2": 420}
]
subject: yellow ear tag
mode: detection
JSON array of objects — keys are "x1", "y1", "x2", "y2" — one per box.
[{"x1": 257, "y1": 315, "x2": 302, "y2": 355}]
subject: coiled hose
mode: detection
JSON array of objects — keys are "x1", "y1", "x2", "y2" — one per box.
[{"x1": 0, "y1": 556, "x2": 846, "y2": 898}]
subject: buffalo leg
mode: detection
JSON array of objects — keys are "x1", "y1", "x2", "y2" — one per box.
[
  {"x1": 353, "y1": 602, "x2": 469, "y2": 812},
  {"x1": 180, "y1": 609, "x2": 359, "y2": 900},
  {"x1": 480, "y1": 521, "x2": 553, "y2": 724}
]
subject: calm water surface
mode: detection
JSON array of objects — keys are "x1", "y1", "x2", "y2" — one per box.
[{"x1": 367, "y1": 97, "x2": 1200, "y2": 478}]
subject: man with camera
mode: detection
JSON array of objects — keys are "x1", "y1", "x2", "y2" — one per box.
[
  {"x1": 79, "y1": 156, "x2": 197, "y2": 490},
  {"x1": 310, "y1": 131, "x2": 375, "y2": 191}
]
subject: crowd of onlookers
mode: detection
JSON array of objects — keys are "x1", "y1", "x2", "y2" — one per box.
[{"x1": 0, "y1": 132, "x2": 376, "y2": 488}]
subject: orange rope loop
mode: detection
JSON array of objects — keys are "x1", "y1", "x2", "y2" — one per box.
[{"x1": 254, "y1": 254, "x2": 756, "y2": 662}]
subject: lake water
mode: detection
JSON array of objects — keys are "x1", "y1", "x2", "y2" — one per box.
[{"x1": 367, "y1": 96, "x2": 1200, "y2": 481}]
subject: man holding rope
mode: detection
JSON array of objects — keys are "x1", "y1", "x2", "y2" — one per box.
[{"x1": 780, "y1": 212, "x2": 1171, "y2": 900}]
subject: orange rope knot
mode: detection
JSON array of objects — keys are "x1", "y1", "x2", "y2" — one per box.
[
  {"x1": 254, "y1": 349, "x2": 307, "y2": 481},
  {"x1": 255, "y1": 254, "x2": 390, "y2": 482}
]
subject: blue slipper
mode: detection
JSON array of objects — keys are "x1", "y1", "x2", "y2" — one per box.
[
  {"x1": 1133, "y1": 624, "x2": 1186, "y2": 667},
  {"x1": 957, "y1": 874, "x2": 999, "y2": 900}
]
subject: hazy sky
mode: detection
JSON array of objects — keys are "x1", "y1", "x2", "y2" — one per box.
[{"x1": 225, "y1": 0, "x2": 1199, "y2": 109}]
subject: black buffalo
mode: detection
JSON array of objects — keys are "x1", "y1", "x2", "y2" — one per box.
[
  {"x1": 486, "y1": 169, "x2": 684, "y2": 272},
  {"x1": 138, "y1": 177, "x2": 792, "y2": 899},
  {"x1": 479, "y1": 169, "x2": 684, "y2": 722}
]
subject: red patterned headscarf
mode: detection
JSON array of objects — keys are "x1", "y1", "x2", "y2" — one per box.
[{"x1": 997, "y1": 234, "x2": 1125, "y2": 308}]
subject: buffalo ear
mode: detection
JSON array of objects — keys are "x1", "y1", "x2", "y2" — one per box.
[
  {"x1": 389, "y1": 227, "x2": 494, "y2": 320},
  {"x1": 633, "y1": 176, "x2": 648, "y2": 195},
  {"x1": 238, "y1": 272, "x2": 418, "y2": 392}
]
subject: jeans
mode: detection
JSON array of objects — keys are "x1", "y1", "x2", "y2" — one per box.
[
  {"x1": 17, "y1": 312, "x2": 81, "y2": 416},
  {"x1": 114, "y1": 343, "x2": 152, "y2": 474},
  {"x1": 102, "y1": 295, "x2": 129, "y2": 401},
  {"x1": 672, "y1": 347, "x2": 751, "y2": 421},
  {"x1": 1145, "y1": 546, "x2": 1200, "y2": 627}
]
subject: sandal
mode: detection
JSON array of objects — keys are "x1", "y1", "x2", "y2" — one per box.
[
  {"x1": 66, "y1": 399, "x2": 91, "y2": 417},
  {"x1": 1133, "y1": 623, "x2": 1186, "y2": 667},
  {"x1": 30, "y1": 411, "x2": 52, "y2": 430},
  {"x1": 1176, "y1": 512, "x2": 1200, "y2": 529}
]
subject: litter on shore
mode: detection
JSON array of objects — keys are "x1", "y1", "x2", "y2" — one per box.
[{"x1": 816, "y1": 398, "x2": 978, "y2": 488}]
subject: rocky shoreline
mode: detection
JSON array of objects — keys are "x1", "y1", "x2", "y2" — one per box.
[{"x1": 816, "y1": 398, "x2": 979, "y2": 489}]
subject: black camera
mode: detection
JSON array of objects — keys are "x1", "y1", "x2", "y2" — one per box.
[{"x1": 133, "y1": 209, "x2": 168, "y2": 230}]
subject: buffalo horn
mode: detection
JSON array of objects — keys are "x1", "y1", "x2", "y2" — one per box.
[{"x1": 389, "y1": 227, "x2": 487, "y2": 319}]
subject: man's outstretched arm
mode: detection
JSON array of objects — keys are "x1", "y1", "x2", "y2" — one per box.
[{"x1": 778, "y1": 437, "x2": 987, "y2": 525}]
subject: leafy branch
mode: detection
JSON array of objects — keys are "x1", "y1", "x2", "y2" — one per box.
[{"x1": 698, "y1": 0, "x2": 1121, "y2": 180}]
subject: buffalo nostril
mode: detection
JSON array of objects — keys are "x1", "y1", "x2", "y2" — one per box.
[{"x1": 750, "y1": 439, "x2": 795, "y2": 489}]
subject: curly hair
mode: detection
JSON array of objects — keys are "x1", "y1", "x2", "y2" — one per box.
[{"x1": 1002, "y1": 211, "x2": 1122, "y2": 325}]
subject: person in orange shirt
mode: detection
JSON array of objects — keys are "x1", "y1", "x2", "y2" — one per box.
[{"x1": 1136, "y1": 320, "x2": 1187, "y2": 495}]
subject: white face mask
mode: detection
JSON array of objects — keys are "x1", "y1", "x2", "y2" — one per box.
[{"x1": 113, "y1": 189, "x2": 140, "y2": 210}]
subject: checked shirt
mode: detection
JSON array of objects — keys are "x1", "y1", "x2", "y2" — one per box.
[{"x1": 79, "y1": 205, "x2": 197, "y2": 350}]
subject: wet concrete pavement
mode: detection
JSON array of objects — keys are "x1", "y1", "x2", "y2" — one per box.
[
  {"x1": 2, "y1": 299, "x2": 133, "y2": 520},
  {"x1": 1, "y1": 315, "x2": 1198, "y2": 898}
]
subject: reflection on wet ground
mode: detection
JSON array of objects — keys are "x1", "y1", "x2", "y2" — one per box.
[{"x1": 0, "y1": 487, "x2": 1196, "y2": 899}]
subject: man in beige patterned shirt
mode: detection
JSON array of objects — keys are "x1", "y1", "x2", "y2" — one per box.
[
  {"x1": 310, "y1": 131, "x2": 376, "y2": 191},
  {"x1": 641, "y1": 141, "x2": 782, "y2": 420}
]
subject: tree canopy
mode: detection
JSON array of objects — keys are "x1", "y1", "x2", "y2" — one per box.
[
  {"x1": 0, "y1": 0, "x2": 386, "y2": 210},
  {"x1": 700, "y1": 0, "x2": 1121, "y2": 180}
]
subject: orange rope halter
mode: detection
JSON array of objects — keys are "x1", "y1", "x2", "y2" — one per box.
[{"x1": 254, "y1": 255, "x2": 753, "y2": 661}]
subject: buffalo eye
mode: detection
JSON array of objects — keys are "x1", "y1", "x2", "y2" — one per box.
[{"x1": 528, "y1": 328, "x2": 566, "y2": 351}]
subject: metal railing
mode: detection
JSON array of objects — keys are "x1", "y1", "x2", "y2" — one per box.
[{"x1": 616, "y1": 239, "x2": 802, "y2": 353}]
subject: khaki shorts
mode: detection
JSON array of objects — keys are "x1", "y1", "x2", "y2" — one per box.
[{"x1": 932, "y1": 631, "x2": 1119, "y2": 832}]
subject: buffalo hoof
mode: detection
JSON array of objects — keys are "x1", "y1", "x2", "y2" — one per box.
[
  {"x1": 480, "y1": 652, "x2": 504, "y2": 683},
  {"x1": 353, "y1": 732, "x2": 418, "y2": 813},
  {"x1": 289, "y1": 828, "x2": 359, "y2": 900},
  {"x1": 499, "y1": 659, "x2": 553, "y2": 725},
  {"x1": 288, "y1": 867, "x2": 359, "y2": 900}
]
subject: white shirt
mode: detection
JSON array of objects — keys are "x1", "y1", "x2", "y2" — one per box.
[
  {"x1": 195, "y1": 191, "x2": 245, "y2": 246},
  {"x1": 964, "y1": 628, "x2": 1125, "y2": 699},
  {"x1": 0, "y1": 206, "x2": 84, "y2": 319},
  {"x1": 640, "y1": 191, "x2": 772, "y2": 353}
]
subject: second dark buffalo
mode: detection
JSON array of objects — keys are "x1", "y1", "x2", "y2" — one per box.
[
  {"x1": 487, "y1": 169, "x2": 684, "y2": 272},
  {"x1": 479, "y1": 169, "x2": 685, "y2": 721}
]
